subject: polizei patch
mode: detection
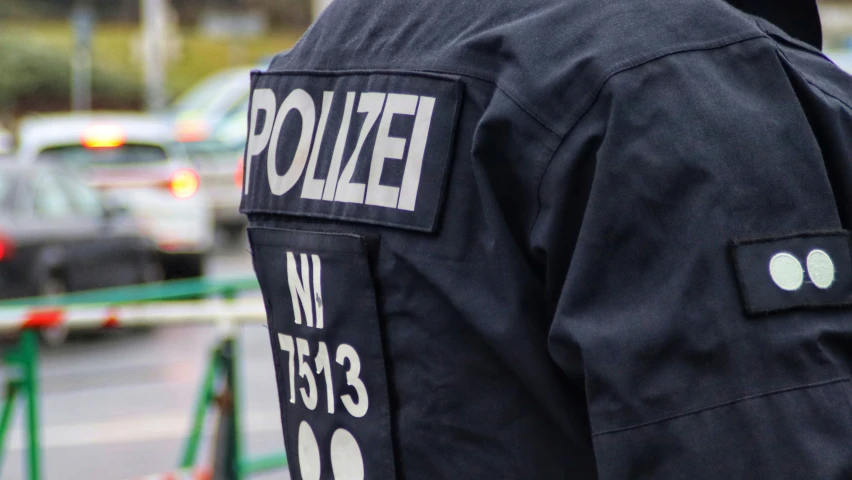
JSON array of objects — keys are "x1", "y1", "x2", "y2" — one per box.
[
  {"x1": 730, "y1": 231, "x2": 852, "y2": 315},
  {"x1": 240, "y1": 71, "x2": 463, "y2": 232}
]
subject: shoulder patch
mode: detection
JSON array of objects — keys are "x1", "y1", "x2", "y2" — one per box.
[
  {"x1": 730, "y1": 231, "x2": 852, "y2": 315},
  {"x1": 239, "y1": 70, "x2": 463, "y2": 232}
]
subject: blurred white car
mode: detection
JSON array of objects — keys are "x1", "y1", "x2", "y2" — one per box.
[
  {"x1": 182, "y1": 94, "x2": 251, "y2": 243},
  {"x1": 0, "y1": 126, "x2": 12, "y2": 155},
  {"x1": 170, "y1": 65, "x2": 254, "y2": 145},
  {"x1": 165, "y1": 66, "x2": 255, "y2": 241},
  {"x1": 16, "y1": 113, "x2": 214, "y2": 278}
]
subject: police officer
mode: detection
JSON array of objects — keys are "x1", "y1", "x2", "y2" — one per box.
[{"x1": 241, "y1": 0, "x2": 852, "y2": 477}]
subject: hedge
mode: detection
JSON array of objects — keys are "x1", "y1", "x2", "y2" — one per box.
[{"x1": 0, "y1": 33, "x2": 144, "y2": 116}]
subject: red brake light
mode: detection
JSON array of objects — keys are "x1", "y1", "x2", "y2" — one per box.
[
  {"x1": 169, "y1": 169, "x2": 200, "y2": 199},
  {"x1": 0, "y1": 233, "x2": 14, "y2": 261},
  {"x1": 82, "y1": 124, "x2": 126, "y2": 149},
  {"x1": 234, "y1": 156, "x2": 244, "y2": 188}
]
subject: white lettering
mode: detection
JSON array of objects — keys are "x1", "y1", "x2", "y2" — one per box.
[
  {"x1": 286, "y1": 252, "x2": 324, "y2": 329},
  {"x1": 365, "y1": 94, "x2": 418, "y2": 208},
  {"x1": 244, "y1": 88, "x2": 277, "y2": 194},
  {"x1": 268, "y1": 89, "x2": 316, "y2": 196},
  {"x1": 297, "y1": 338, "x2": 318, "y2": 411},
  {"x1": 278, "y1": 334, "x2": 296, "y2": 404},
  {"x1": 335, "y1": 93, "x2": 386, "y2": 204},
  {"x1": 311, "y1": 254, "x2": 323, "y2": 329},
  {"x1": 315, "y1": 342, "x2": 335, "y2": 414},
  {"x1": 398, "y1": 96, "x2": 435, "y2": 211},
  {"x1": 301, "y1": 91, "x2": 334, "y2": 200},
  {"x1": 287, "y1": 252, "x2": 314, "y2": 327},
  {"x1": 337, "y1": 343, "x2": 369, "y2": 418},
  {"x1": 278, "y1": 336, "x2": 369, "y2": 419},
  {"x1": 250, "y1": 87, "x2": 436, "y2": 212},
  {"x1": 322, "y1": 92, "x2": 356, "y2": 201}
]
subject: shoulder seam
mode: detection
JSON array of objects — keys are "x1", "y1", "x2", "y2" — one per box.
[
  {"x1": 260, "y1": 62, "x2": 563, "y2": 137},
  {"x1": 414, "y1": 68, "x2": 562, "y2": 137},
  {"x1": 554, "y1": 31, "x2": 767, "y2": 138},
  {"x1": 528, "y1": 32, "x2": 768, "y2": 248},
  {"x1": 773, "y1": 46, "x2": 852, "y2": 114}
]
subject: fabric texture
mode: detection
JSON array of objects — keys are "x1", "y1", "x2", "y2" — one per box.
[{"x1": 244, "y1": 1, "x2": 852, "y2": 478}]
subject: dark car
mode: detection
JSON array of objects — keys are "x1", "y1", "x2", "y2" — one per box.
[{"x1": 0, "y1": 164, "x2": 163, "y2": 343}]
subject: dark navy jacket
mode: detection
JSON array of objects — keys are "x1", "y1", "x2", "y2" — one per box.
[{"x1": 242, "y1": 0, "x2": 852, "y2": 478}]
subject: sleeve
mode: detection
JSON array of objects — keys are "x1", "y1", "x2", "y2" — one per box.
[{"x1": 536, "y1": 37, "x2": 852, "y2": 479}]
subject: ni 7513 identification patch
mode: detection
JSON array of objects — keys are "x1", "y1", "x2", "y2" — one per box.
[
  {"x1": 249, "y1": 227, "x2": 398, "y2": 480},
  {"x1": 239, "y1": 70, "x2": 463, "y2": 232}
]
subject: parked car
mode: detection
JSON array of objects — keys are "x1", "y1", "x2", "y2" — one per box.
[
  {"x1": 0, "y1": 163, "x2": 162, "y2": 344},
  {"x1": 170, "y1": 65, "x2": 254, "y2": 148},
  {"x1": 184, "y1": 95, "x2": 251, "y2": 243},
  {"x1": 167, "y1": 65, "x2": 271, "y2": 241},
  {"x1": 0, "y1": 126, "x2": 12, "y2": 155},
  {"x1": 16, "y1": 113, "x2": 215, "y2": 279}
]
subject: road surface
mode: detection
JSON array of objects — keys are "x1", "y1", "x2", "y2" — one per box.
[{"x1": 0, "y1": 245, "x2": 290, "y2": 480}]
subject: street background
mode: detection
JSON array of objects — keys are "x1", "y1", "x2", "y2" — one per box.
[{"x1": 1, "y1": 243, "x2": 293, "y2": 480}]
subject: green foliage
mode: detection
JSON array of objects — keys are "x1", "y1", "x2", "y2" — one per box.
[
  {"x1": 0, "y1": 33, "x2": 143, "y2": 112},
  {"x1": 0, "y1": 21, "x2": 303, "y2": 119}
]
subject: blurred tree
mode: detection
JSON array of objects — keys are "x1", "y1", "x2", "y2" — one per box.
[
  {"x1": 0, "y1": 0, "x2": 311, "y2": 27},
  {"x1": 0, "y1": 34, "x2": 143, "y2": 118}
]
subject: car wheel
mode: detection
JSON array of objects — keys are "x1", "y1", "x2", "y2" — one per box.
[{"x1": 38, "y1": 275, "x2": 70, "y2": 347}]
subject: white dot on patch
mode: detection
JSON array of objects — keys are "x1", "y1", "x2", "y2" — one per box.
[
  {"x1": 769, "y1": 253, "x2": 804, "y2": 291},
  {"x1": 330, "y1": 428, "x2": 365, "y2": 480},
  {"x1": 298, "y1": 421, "x2": 321, "y2": 480},
  {"x1": 807, "y1": 249, "x2": 835, "y2": 289}
]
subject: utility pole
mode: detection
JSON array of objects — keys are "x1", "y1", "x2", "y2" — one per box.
[
  {"x1": 311, "y1": 0, "x2": 334, "y2": 21},
  {"x1": 70, "y1": 2, "x2": 95, "y2": 111},
  {"x1": 141, "y1": 0, "x2": 169, "y2": 111}
]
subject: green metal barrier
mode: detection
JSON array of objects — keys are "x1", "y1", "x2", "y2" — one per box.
[
  {"x1": 0, "y1": 276, "x2": 260, "y2": 308},
  {"x1": 0, "y1": 330, "x2": 40, "y2": 480},
  {"x1": 181, "y1": 334, "x2": 288, "y2": 480},
  {"x1": 0, "y1": 277, "x2": 287, "y2": 480}
]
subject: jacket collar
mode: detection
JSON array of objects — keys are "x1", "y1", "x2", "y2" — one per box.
[{"x1": 727, "y1": 0, "x2": 822, "y2": 49}]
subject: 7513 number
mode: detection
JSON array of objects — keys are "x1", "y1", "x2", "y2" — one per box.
[{"x1": 278, "y1": 334, "x2": 369, "y2": 418}]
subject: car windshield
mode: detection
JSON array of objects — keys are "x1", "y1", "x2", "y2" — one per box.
[
  {"x1": 36, "y1": 144, "x2": 168, "y2": 166},
  {"x1": 212, "y1": 97, "x2": 250, "y2": 146}
]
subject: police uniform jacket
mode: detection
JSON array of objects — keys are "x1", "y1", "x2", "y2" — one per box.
[{"x1": 241, "y1": 0, "x2": 852, "y2": 478}]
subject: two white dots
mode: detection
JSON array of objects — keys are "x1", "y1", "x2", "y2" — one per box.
[
  {"x1": 298, "y1": 421, "x2": 364, "y2": 480},
  {"x1": 769, "y1": 249, "x2": 835, "y2": 291}
]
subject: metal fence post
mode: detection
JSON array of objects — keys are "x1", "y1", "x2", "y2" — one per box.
[
  {"x1": 0, "y1": 345, "x2": 23, "y2": 474},
  {"x1": 211, "y1": 336, "x2": 240, "y2": 480},
  {"x1": 224, "y1": 289, "x2": 243, "y2": 480},
  {"x1": 180, "y1": 347, "x2": 221, "y2": 469},
  {"x1": 0, "y1": 381, "x2": 18, "y2": 471},
  {"x1": 21, "y1": 330, "x2": 41, "y2": 480}
]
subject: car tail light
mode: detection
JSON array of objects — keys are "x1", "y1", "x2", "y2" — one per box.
[
  {"x1": 0, "y1": 233, "x2": 14, "y2": 262},
  {"x1": 234, "y1": 156, "x2": 244, "y2": 188},
  {"x1": 82, "y1": 124, "x2": 126, "y2": 149},
  {"x1": 169, "y1": 168, "x2": 200, "y2": 199}
]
